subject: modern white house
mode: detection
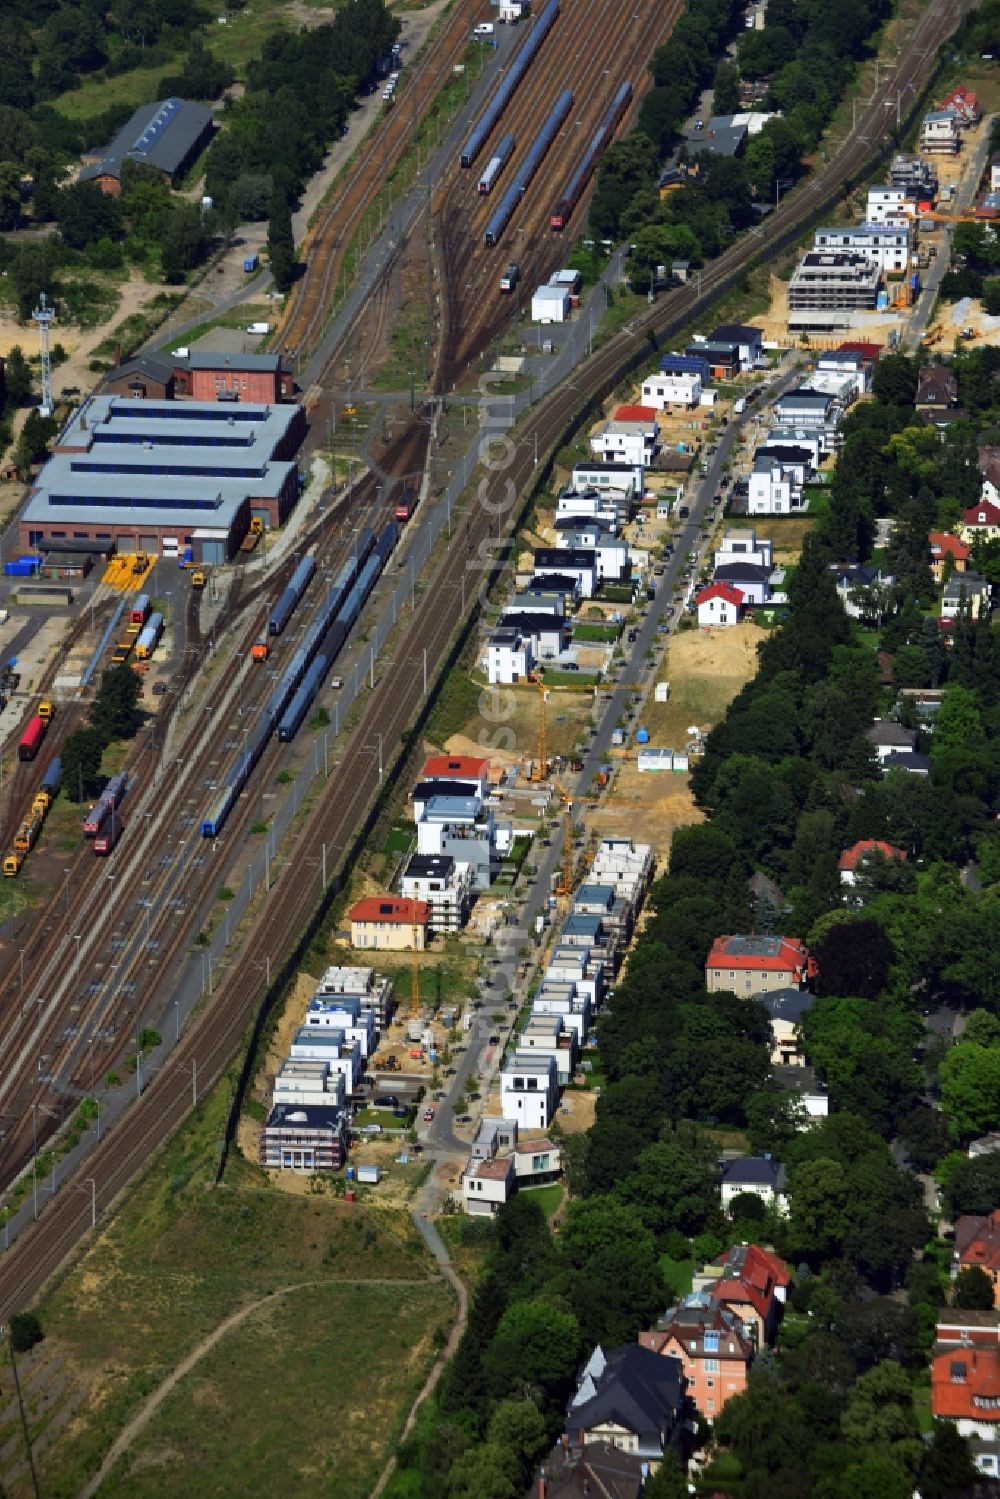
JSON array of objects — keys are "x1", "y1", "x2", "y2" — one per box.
[
  {"x1": 289, "y1": 1027, "x2": 363, "y2": 1095},
  {"x1": 461, "y1": 1154, "x2": 515, "y2": 1216},
  {"x1": 774, "y1": 389, "x2": 840, "y2": 429},
  {"x1": 532, "y1": 547, "x2": 597, "y2": 598},
  {"x1": 715, "y1": 528, "x2": 774, "y2": 572},
  {"x1": 641, "y1": 372, "x2": 702, "y2": 409},
  {"x1": 486, "y1": 625, "x2": 532, "y2": 684},
  {"x1": 572, "y1": 460, "x2": 644, "y2": 498},
  {"x1": 589, "y1": 422, "x2": 652, "y2": 468},
  {"x1": 273, "y1": 1058, "x2": 346, "y2": 1107},
  {"x1": 304, "y1": 995, "x2": 377, "y2": 1058},
  {"x1": 519, "y1": 1012, "x2": 577, "y2": 1086},
  {"x1": 720, "y1": 1155, "x2": 789, "y2": 1214},
  {"x1": 501, "y1": 1052, "x2": 559, "y2": 1130},
  {"x1": 865, "y1": 185, "x2": 914, "y2": 225},
  {"x1": 921, "y1": 109, "x2": 960, "y2": 153},
  {"x1": 748, "y1": 460, "x2": 798, "y2": 516}
]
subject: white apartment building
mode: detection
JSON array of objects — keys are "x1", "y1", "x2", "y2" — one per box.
[
  {"x1": 520, "y1": 1013, "x2": 577, "y2": 1086},
  {"x1": 749, "y1": 461, "x2": 796, "y2": 516},
  {"x1": 273, "y1": 1058, "x2": 347, "y2": 1108},
  {"x1": 304, "y1": 995, "x2": 377, "y2": 1058},
  {"x1": 641, "y1": 372, "x2": 702, "y2": 409},
  {"x1": 813, "y1": 223, "x2": 911, "y2": 273},
  {"x1": 866, "y1": 186, "x2": 914, "y2": 225},
  {"x1": 787, "y1": 251, "x2": 880, "y2": 312},
  {"x1": 572, "y1": 460, "x2": 644, "y2": 498},
  {"x1": 401, "y1": 853, "x2": 472, "y2": 933},
  {"x1": 289, "y1": 1027, "x2": 363, "y2": 1094}
]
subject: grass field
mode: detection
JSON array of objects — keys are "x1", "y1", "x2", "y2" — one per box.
[
  {"x1": 100, "y1": 1281, "x2": 451, "y2": 1498},
  {"x1": 4, "y1": 1078, "x2": 449, "y2": 1499}
]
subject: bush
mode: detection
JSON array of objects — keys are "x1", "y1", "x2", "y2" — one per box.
[{"x1": 10, "y1": 1311, "x2": 43, "y2": 1353}]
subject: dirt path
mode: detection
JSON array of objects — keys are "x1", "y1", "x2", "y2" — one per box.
[
  {"x1": 369, "y1": 1168, "x2": 469, "y2": 1498},
  {"x1": 76, "y1": 1274, "x2": 438, "y2": 1499}
]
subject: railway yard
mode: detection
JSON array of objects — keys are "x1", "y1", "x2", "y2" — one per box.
[{"x1": 0, "y1": 0, "x2": 973, "y2": 1439}]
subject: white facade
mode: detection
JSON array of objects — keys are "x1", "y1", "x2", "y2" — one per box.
[
  {"x1": 572, "y1": 461, "x2": 644, "y2": 497},
  {"x1": 715, "y1": 528, "x2": 773, "y2": 572},
  {"x1": 501, "y1": 1052, "x2": 559, "y2": 1130},
  {"x1": 749, "y1": 463, "x2": 794, "y2": 515},
  {"x1": 641, "y1": 372, "x2": 702, "y2": 409},
  {"x1": 865, "y1": 186, "x2": 913, "y2": 225},
  {"x1": 486, "y1": 627, "x2": 532, "y2": 684},
  {"x1": 921, "y1": 110, "x2": 960, "y2": 153},
  {"x1": 289, "y1": 1029, "x2": 362, "y2": 1094},
  {"x1": 304, "y1": 996, "x2": 377, "y2": 1058},
  {"x1": 697, "y1": 588, "x2": 743, "y2": 628},
  {"x1": 273, "y1": 1058, "x2": 347, "y2": 1108},
  {"x1": 532, "y1": 284, "x2": 569, "y2": 322},
  {"x1": 461, "y1": 1156, "x2": 515, "y2": 1216},
  {"x1": 589, "y1": 422, "x2": 653, "y2": 469},
  {"x1": 813, "y1": 223, "x2": 910, "y2": 273},
  {"x1": 400, "y1": 857, "x2": 471, "y2": 934}
]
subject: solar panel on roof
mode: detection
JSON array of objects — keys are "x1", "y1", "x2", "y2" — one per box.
[{"x1": 132, "y1": 98, "x2": 181, "y2": 155}]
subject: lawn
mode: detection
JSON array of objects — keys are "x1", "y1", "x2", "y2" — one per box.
[
  {"x1": 9, "y1": 1076, "x2": 449, "y2": 1499},
  {"x1": 521, "y1": 1182, "x2": 564, "y2": 1219}
]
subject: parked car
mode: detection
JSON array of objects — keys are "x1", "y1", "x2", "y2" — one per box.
[{"x1": 423, "y1": 1107, "x2": 436, "y2": 1122}]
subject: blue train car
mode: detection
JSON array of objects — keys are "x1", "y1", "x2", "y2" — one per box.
[
  {"x1": 460, "y1": 0, "x2": 559, "y2": 168},
  {"x1": 267, "y1": 554, "x2": 316, "y2": 636}
]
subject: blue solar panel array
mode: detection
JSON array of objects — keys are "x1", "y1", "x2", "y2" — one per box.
[{"x1": 132, "y1": 98, "x2": 181, "y2": 156}]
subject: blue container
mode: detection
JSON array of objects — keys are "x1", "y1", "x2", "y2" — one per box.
[
  {"x1": 243, "y1": 253, "x2": 259, "y2": 272},
  {"x1": 346, "y1": 1166, "x2": 355, "y2": 1182},
  {"x1": 636, "y1": 727, "x2": 650, "y2": 744}
]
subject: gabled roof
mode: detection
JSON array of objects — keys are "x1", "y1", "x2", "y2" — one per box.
[
  {"x1": 957, "y1": 1210, "x2": 1000, "y2": 1272},
  {"x1": 932, "y1": 1346, "x2": 1000, "y2": 1422},
  {"x1": 711, "y1": 323, "x2": 763, "y2": 343},
  {"x1": 757, "y1": 985, "x2": 815, "y2": 1023},
  {"x1": 105, "y1": 352, "x2": 175, "y2": 387},
  {"x1": 348, "y1": 896, "x2": 430, "y2": 925},
  {"x1": 963, "y1": 500, "x2": 1000, "y2": 527},
  {"x1": 720, "y1": 1241, "x2": 792, "y2": 1292},
  {"x1": 80, "y1": 97, "x2": 213, "y2": 182},
  {"x1": 645, "y1": 1297, "x2": 754, "y2": 1360},
  {"x1": 929, "y1": 531, "x2": 971, "y2": 562},
  {"x1": 865, "y1": 719, "x2": 916, "y2": 748},
  {"x1": 838, "y1": 839, "x2": 907, "y2": 872},
  {"x1": 696, "y1": 582, "x2": 745, "y2": 608},
  {"x1": 529, "y1": 1441, "x2": 647, "y2": 1499}
]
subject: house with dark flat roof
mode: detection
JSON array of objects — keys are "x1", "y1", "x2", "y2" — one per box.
[
  {"x1": 720, "y1": 1156, "x2": 789, "y2": 1214},
  {"x1": 80, "y1": 97, "x2": 214, "y2": 196},
  {"x1": 709, "y1": 323, "x2": 763, "y2": 369}
]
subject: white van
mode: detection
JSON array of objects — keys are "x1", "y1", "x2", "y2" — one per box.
[{"x1": 473, "y1": 22, "x2": 495, "y2": 37}]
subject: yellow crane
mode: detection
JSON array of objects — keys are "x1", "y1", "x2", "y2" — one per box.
[
  {"x1": 550, "y1": 778, "x2": 575, "y2": 897},
  {"x1": 530, "y1": 672, "x2": 548, "y2": 782}
]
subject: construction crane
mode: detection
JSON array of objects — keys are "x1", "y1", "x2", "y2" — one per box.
[
  {"x1": 550, "y1": 779, "x2": 575, "y2": 897},
  {"x1": 410, "y1": 907, "x2": 421, "y2": 1018},
  {"x1": 530, "y1": 672, "x2": 548, "y2": 782}
]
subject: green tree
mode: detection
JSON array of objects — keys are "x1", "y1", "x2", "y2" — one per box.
[
  {"x1": 487, "y1": 1399, "x2": 547, "y2": 1471},
  {"x1": 932, "y1": 684, "x2": 985, "y2": 757},
  {"x1": 954, "y1": 1266, "x2": 994, "y2": 1310},
  {"x1": 939, "y1": 1042, "x2": 1000, "y2": 1140},
  {"x1": 61, "y1": 728, "x2": 105, "y2": 802},
  {"x1": 841, "y1": 1361, "x2": 922, "y2": 1475},
  {"x1": 920, "y1": 1421, "x2": 979, "y2": 1499},
  {"x1": 644, "y1": 1450, "x2": 688, "y2": 1498},
  {"x1": 786, "y1": 1157, "x2": 850, "y2": 1258},
  {"x1": 712, "y1": 59, "x2": 741, "y2": 115},
  {"x1": 3, "y1": 344, "x2": 31, "y2": 404},
  {"x1": 943, "y1": 1151, "x2": 1000, "y2": 1217},
  {"x1": 446, "y1": 1444, "x2": 519, "y2": 1499},
  {"x1": 0, "y1": 159, "x2": 21, "y2": 231},
  {"x1": 483, "y1": 1299, "x2": 580, "y2": 1405},
  {"x1": 267, "y1": 190, "x2": 296, "y2": 293},
  {"x1": 9, "y1": 1310, "x2": 43, "y2": 1352},
  {"x1": 93, "y1": 663, "x2": 142, "y2": 741}
]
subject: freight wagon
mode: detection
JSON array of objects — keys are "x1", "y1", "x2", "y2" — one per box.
[{"x1": 18, "y1": 715, "x2": 47, "y2": 762}]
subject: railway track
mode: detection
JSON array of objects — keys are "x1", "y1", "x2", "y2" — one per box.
[
  {"x1": 275, "y1": 0, "x2": 484, "y2": 364},
  {"x1": 0, "y1": 0, "x2": 965, "y2": 1323}
]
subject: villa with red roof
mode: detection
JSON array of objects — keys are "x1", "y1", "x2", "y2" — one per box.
[
  {"x1": 348, "y1": 896, "x2": 430, "y2": 952},
  {"x1": 956, "y1": 1211, "x2": 1000, "y2": 1307},
  {"x1": 839, "y1": 839, "x2": 907, "y2": 887},
  {"x1": 960, "y1": 500, "x2": 1000, "y2": 545},
  {"x1": 695, "y1": 1242, "x2": 792, "y2": 1347},
  {"x1": 705, "y1": 935, "x2": 814, "y2": 995},
  {"x1": 939, "y1": 84, "x2": 980, "y2": 126},
  {"x1": 929, "y1": 531, "x2": 971, "y2": 583},
  {"x1": 932, "y1": 1346, "x2": 1000, "y2": 1439},
  {"x1": 696, "y1": 582, "x2": 745, "y2": 628}
]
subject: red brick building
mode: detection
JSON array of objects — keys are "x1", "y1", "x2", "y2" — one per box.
[
  {"x1": 955, "y1": 1210, "x2": 1000, "y2": 1306},
  {"x1": 177, "y1": 352, "x2": 295, "y2": 404}
]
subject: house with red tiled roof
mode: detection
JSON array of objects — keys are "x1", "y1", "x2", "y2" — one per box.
[
  {"x1": 960, "y1": 500, "x2": 1000, "y2": 545},
  {"x1": 614, "y1": 404, "x2": 660, "y2": 424},
  {"x1": 696, "y1": 581, "x2": 745, "y2": 628},
  {"x1": 694, "y1": 1242, "x2": 792, "y2": 1347},
  {"x1": 348, "y1": 896, "x2": 430, "y2": 952},
  {"x1": 421, "y1": 754, "x2": 490, "y2": 790},
  {"x1": 929, "y1": 531, "x2": 971, "y2": 583},
  {"x1": 839, "y1": 839, "x2": 907, "y2": 887},
  {"x1": 939, "y1": 84, "x2": 981, "y2": 126},
  {"x1": 937, "y1": 1310, "x2": 1000, "y2": 1348},
  {"x1": 956, "y1": 1211, "x2": 1000, "y2": 1307},
  {"x1": 705, "y1": 934, "x2": 814, "y2": 995},
  {"x1": 932, "y1": 1346, "x2": 1000, "y2": 1438}
]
